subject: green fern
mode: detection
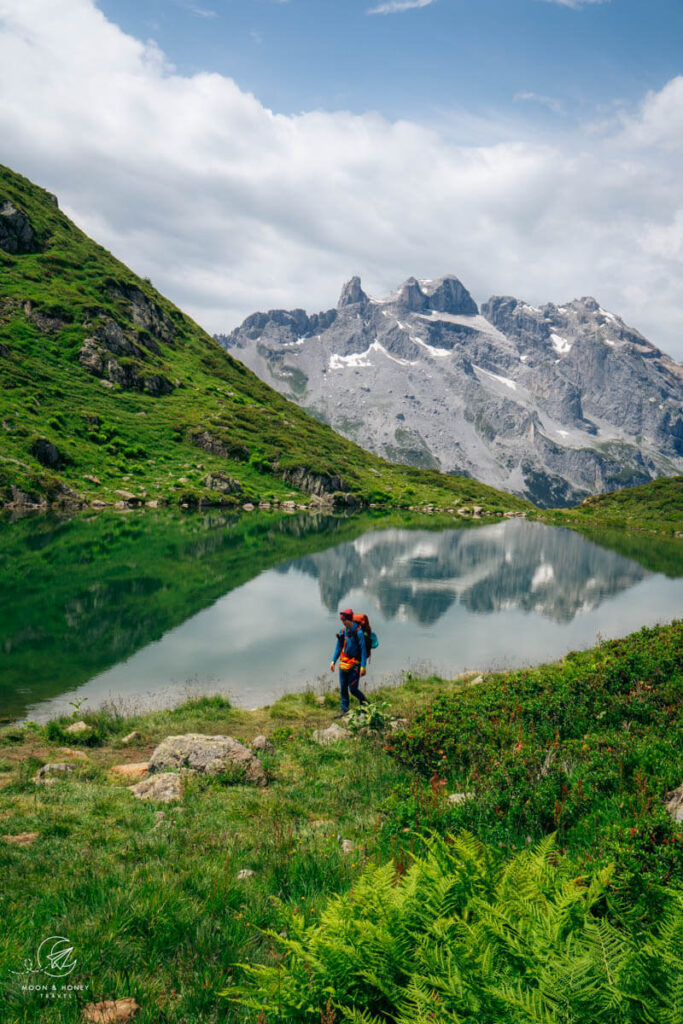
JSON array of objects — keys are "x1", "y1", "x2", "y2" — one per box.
[{"x1": 228, "y1": 833, "x2": 683, "y2": 1023}]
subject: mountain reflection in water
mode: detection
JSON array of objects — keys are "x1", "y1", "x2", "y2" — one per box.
[
  {"x1": 277, "y1": 520, "x2": 648, "y2": 625},
  {"x1": 3, "y1": 514, "x2": 681, "y2": 722}
]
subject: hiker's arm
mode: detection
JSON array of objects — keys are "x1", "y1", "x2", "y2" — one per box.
[
  {"x1": 330, "y1": 635, "x2": 342, "y2": 670},
  {"x1": 359, "y1": 629, "x2": 367, "y2": 672}
]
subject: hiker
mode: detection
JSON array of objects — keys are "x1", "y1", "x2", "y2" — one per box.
[{"x1": 330, "y1": 608, "x2": 368, "y2": 717}]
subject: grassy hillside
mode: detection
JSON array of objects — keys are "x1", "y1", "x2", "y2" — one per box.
[
  {"x1": 0, "y1": 165, "x2": 531, "y2": 516},
  {"x1": 0, "y1": 622, "x2": 680, "y2": 1022},
  {"x1": 540, "y1": 475, "x2": 683, "y2": 535}
]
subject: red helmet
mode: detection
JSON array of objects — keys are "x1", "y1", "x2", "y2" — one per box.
[{"x1": 339, "y1": 608, "x2": 354, "y2": 620}]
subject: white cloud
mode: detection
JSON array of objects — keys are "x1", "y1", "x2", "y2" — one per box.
[
  {"x1": 514, "y1": 91, "x2": 564, "y2": 115},
  {"x1": 367, "y1": 0, "x2": 434, "y2": 14},
  {"x1": 0, "y1": 0, "x2": 681, "y2": 360},
  {"x1": 537, "y1": 0, "x2": 610, "y2": 7}
]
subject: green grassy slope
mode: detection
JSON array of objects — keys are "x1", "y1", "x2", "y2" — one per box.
[
  {"x1": 0, "y1": 622, "x2": 680, "y2": 1022},
  {"x1": 0, "y1": 165, "x2": 532, "y2": 515},
  {"x1": 539, "y1": 475, "x2": 683, "y2": 535}
]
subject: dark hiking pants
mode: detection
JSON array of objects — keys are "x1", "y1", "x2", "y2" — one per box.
[{"x1": 339, "y1": 665, "x2": 368, "y2": 712}]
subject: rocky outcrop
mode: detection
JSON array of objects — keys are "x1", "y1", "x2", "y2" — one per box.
[
  {"x1": 190, "y1": 430, "x2": 250, "y2": 462},
  {"x1": 218, "y1": 275, "x2": 683, "y2": 507},
  {"x1": 279, "y1": 465, "x2": 347, "y2": 496},
  {"x1": 0, "y1": 199, "x2": 41, "y2": 254},
  {"x1": 31, "y1": 437, "x2": 63, "y2": 469},
  {"x1": 148, "y1": 733, "x2": 267, "y2": 786},
  {"x1": 108, "y1": 282, "x2": 176, "y2": 346},
  {"x1": 203, "y1": 472, "x2": 243, "y2": 495},
  {"x1": 338, "y1": 276, "x2": 368, "y2": 308},
  {"x1": 78, "y1": 324, "x2": 174, "y2": 396}
]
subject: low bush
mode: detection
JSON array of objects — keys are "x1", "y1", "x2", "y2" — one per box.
[{"x1": 386, "y1": 622, "x2": 683, "y2": 892}]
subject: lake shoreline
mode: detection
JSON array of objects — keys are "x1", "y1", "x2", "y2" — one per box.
[{"x1": 1, "y1": 621, "x2": 682, "y2": 1022}]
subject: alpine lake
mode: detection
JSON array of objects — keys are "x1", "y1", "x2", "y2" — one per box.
[{"x1": 1, "y1": 508, "x2": 682, "y2": 724}]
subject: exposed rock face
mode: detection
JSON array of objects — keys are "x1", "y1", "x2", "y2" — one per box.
[
  {"x1": 78, "y1": 319, "x2": 174, "y2": 396},
  {"x1": 189, "y1": 430, "x2": 249, "y2": 462},
  {"x1": 203, "y1": 472, "x2": 243, "y2": 495},
  {"x1": 109, "y1": 283, "x2": 176, "y2": 346},
  {"x1": 0, "y1": 199, "x2": 41, "y2": 254},
  {"x1": 279, "y1": 465, "x2": 347, "y2": 496},
  {"x1": 31, "y1": 437, "x2": 63, "y2": 469},
  {"x1": 148, "y1": 733, "x2": 267, "y2": 786},
  {"x1": 338, "y1": 276, "x2": 368, "y2": 308},
  {"x1": 218, "y1": 275, "x2": 683, "y2": 507}
]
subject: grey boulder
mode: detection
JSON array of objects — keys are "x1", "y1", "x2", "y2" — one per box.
[
  {"x1": 128, "y1": 773, "x2": 182, "y2": 803},
  {"x1": 148, "y1": 733, "x2": 267, "y2": 786},
  {"x1": 665, "y1": 783, "x2": 683, "y2": 824},
  {"x1": 312, "y1": 723, "x2": 351, "y2": 745}
]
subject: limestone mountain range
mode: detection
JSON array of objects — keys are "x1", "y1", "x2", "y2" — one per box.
[{"x1": 217, "y1": 275, "x2": 683, "y2": 507}]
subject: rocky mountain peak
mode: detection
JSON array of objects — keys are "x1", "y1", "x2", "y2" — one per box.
[
  {"x1": 337, "y1": 276, "x2": 368, "y2": 309},
  {"x1": 393, "y1": 277, "x2": 429, "y2": 312},
  {"x1": 420, "y1": 275, "x2": 479, "y2": 316}
]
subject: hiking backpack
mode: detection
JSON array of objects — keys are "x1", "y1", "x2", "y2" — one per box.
[{"x1": 352, "y1": 612, "x2": 378, "y2": 659}]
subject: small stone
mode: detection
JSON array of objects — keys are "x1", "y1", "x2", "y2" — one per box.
[
  {"x1": 111, "y1": 763, "x2": 149, "y2": 782},
  {"x1": 146, "y1": 500, "x2": 159, "y2": 509},
  {"x1": 128, "y1": 773, "x2": 182, "y2": 803},
  {"x1": 65, "y1": 720, "x2": 92, "y2": 735},
  {"x1": 82, "y1": 998, "x2": 139, "y2": 1023},
  {"x1": 250, "y1": 735, "x2": 274, "y2": 754},
  {"x1": 59, "y1": 747, "x2": 88, "y2": 759},
  {"x1": 315, "y1": 696, "x2": 326, "y2": 706},
  {"x1": 312, "y1": 723, "x2": 351, "y2": 746},
  {"x1": 121, "y1": 731, "x2": 140, "y2": 745},
  {"x1": 665, "y1": 783, "x2": 683, "y2": 824},
  {"x1": 389, "y1": 718, "x2": 407, "y2": 732},
  {"x1": 99, "y1": 379, "x2": 115, "y2": 389},
  {"x1": 242, "y1": 502, "x2": 255, "y2": 511},
  {"x1": 237, "y1": 869, "x2": 255, "y2": 880},
  {"x1": 91, "y1": 500, "x2": 111, "y2": 509},
  {"x1": 84, "y1": 475, "x2": 101, "y2": 485},
  {"x1": 2, "y1": 832, "x2": 39, "y2": 845},
  {"x1": 114, "y1": 490, "x2": 137, "y2": 501},
  {"x1": 36, "y1": 762, "x2": 75, "y2": 780},
  {"x1": 341, "y1": 840, "x2": 355, "y2": 854},
  {"x1": 447, "y1": 792, "x2": 473, "y2": 805}
]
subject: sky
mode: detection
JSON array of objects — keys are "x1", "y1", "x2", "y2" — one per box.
[{"x1": 0, "y1": 0, "x2": 682, "y2": 356}]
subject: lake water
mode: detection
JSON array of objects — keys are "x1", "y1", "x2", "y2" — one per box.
[{"x1": 1, "y1": 511, "x2": 682, "y2": 722}]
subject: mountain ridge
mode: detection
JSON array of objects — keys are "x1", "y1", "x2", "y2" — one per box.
[
  {"x1": 218, "y1": 274, "x2": 683, "y2": 507},
  {"x1": 0, "y1": 166, "x2": 531, "y2": 516}
]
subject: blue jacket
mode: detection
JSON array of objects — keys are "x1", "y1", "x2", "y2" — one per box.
[{"x1": 332, "y1": 623, "x2": 367, "y2": 669}]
